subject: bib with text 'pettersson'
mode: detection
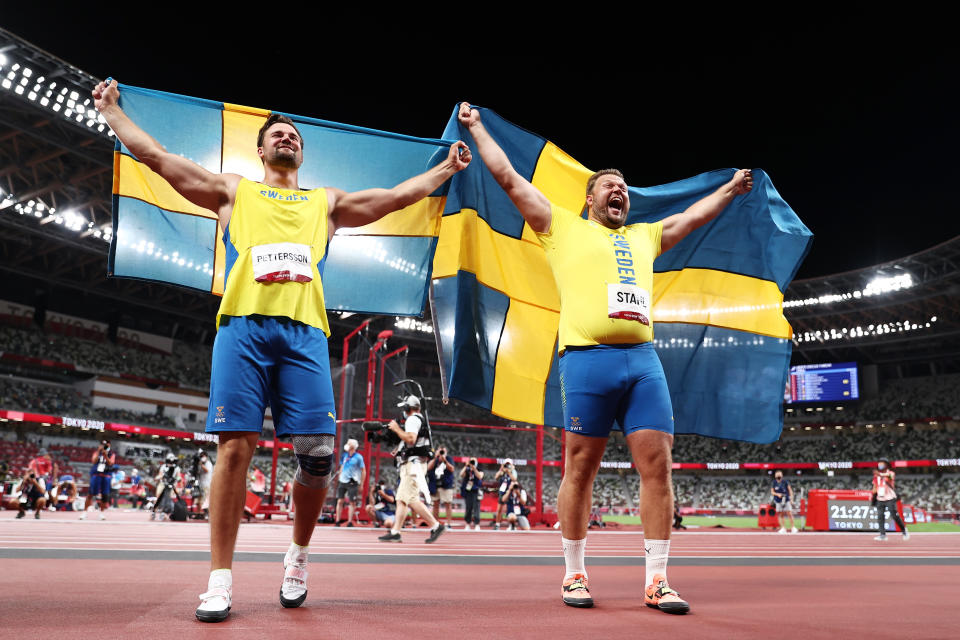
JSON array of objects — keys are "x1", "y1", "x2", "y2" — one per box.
[{"x1": 251, "y1": 242, "x2": 313, "y2": 283}]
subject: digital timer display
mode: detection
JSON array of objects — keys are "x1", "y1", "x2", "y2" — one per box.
[{"x1": 826, "y1": 499, "x2": 897, "y2": 531}]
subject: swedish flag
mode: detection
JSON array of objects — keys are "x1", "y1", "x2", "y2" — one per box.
[
  {"x1": 108, "y1": 84, "x2": 453, "y2": 316},
  {"x1": 432, "y1": 106, "x2": 812, "y2": 444}
]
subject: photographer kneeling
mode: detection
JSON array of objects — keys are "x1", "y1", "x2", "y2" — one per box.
[
  {"x1": 502, "y1": 480, "x2": 531, "y2": 531},
  {"x1": 377, "y1": 395, "x2": 445, "y2": 544},
  {"x1": 365, "y1": 480, "x2": 396, "y2": 529}
]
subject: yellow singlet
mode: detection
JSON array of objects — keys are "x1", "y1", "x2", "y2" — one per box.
[
  {"x1": 216, "y1": 178, "x2": 331, "y2": 335},
  {"x1": 536, "y1": 204, "x2": 663, "y2": 351}
]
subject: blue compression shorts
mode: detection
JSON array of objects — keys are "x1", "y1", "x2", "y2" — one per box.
[
  {"x1": 558, "y1": 342, "x2": 674, "y2": 438},
  {"x1": 206, "y1": 315, "x2": 337, "y2": 437}
]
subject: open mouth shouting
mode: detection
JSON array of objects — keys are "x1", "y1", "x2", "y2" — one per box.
[{"x1": 607, "y1": 194, "x2": 625, "y2": 217}]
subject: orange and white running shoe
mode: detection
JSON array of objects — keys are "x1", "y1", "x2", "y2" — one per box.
[
  {"x1": 561, "y1": 573, "x2": 594, "y2": 608},
  {"x1": 644, "y1": 574, "x2": 690, "y2": 614}
]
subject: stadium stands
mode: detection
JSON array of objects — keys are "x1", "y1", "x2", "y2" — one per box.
[
  {"x1": 0, "y1": 377, "x2": 176, "y2": 428},
  {"x1": 0, "y1": 324, "x2": 211, "y2": 388}
]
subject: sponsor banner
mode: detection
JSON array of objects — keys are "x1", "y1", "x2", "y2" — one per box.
[
  {"x1": 0, "y1": 410, "x2": 284, "y2": 451},
  {"x1": 817, "y1": 461, "x2": 853, "y2": 470},
  {"x1": 61, "y1": 416, "x2": 105, "y2": 431},
  {"x1": 45, "y1": 311, "x2": 108, "y2": 336},
  {"x1": 0, "y1": 299, "x2": 35, "y2": 321},
  {"x1": 707, "y1": 462, "x2": 741, "y2": 470},
  {"x1": 117, "y1": 327, "x2": 174, "y2": 355}
]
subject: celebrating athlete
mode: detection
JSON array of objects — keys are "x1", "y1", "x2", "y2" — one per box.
[
  {"x1": 458, "y1": 102, "x2": 752, "y2": 614},
  {"x1": 93, "y1": 79, "x2": 470, "y2": 623}
]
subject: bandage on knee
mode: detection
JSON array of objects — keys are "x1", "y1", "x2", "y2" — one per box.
[{"x1": 292, "y1": 434, "x2": 335, "y2": 489}]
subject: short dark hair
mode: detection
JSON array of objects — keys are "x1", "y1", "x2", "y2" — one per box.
[
  {"x1": 256, "y1": 114, "x2": 304, "y2": 149},
  {"x1": 586, "y1": 168, "x2": 625, "y2": 196}
]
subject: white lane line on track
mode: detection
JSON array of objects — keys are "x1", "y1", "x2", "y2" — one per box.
[{"x1": 2, "y1": 547, "x2": 957, "y2": 561}]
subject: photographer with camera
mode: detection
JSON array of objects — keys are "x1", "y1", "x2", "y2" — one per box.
[
  {"x1": 80, "y1": 439, "x2": 115, "y2": 520},
  {"x1": 365, "y1": 480, "x2": 397, "y2": 529},
  {"x1": 427, "y1": 445, "x2": 456, "y2": 528},
  {"x1": 15, "y1": 469, "x2": 48, "y2": 519},
  {"x1": 151, "y1": 453, "x2": 183, "y2": 521},
  {"x1": 459, "y1": 457, "x2": 484, "y2": 530},
  {"x1": 377, "y1": 395, "x2": 445, "y2": 543},
  {"x1": 493, "y1": 459, "x2": 518, "y2": 530},
  {"x1": 502, "y1": 479, "x2": 531, "y2": 530},
  {"x1": 334, "y1": 439, "x2": 365, "y2": 527}
]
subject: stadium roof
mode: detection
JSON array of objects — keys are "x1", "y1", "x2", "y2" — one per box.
[
  {"x1": 2, "y1": 27, "x2": 957, "y2": 374},
  {"x1": 785, "y1": 235, "x2": 960, "y2": 372}
]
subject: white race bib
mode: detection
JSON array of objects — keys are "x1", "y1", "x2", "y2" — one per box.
[
  {"x1": 607, "y1": 283, "x2": 651, "y2": 325},
  {"x1": 513, "y1": 505, "x2": 521, "y2": 515},
  {"x1": 251, "y1": 243, "x2": 313, "y2": 283},
  {"x1": 96, "y1": 463, "x2": 106, "y2": 473}
]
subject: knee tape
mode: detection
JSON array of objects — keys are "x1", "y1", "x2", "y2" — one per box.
[{"x1": 293, "y1": 434, "x2": 335, "y2": 489}]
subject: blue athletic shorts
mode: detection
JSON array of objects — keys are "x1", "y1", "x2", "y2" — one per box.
[
  {"x1": 558, "y1": 342, "x2": 674, "y2": 438},
  {"x1": 89, "y1": 474, "x2": 112, "y2": 499},
  {"x1": 206, "y1": 315, "x2": 337, "y2": 437}
]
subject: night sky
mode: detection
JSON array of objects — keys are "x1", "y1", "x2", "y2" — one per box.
[{"x1": 4, "y1": 14, "x2": 956, "y2": 280}]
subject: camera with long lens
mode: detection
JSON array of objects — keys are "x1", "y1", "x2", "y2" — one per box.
[{"x1": 362, "y1": 421, "x2": 401, "y2": 446}]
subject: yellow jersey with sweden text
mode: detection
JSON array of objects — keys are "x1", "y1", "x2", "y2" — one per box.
[
  {"x1": 216, "y1": 178, "x2": 331, "y2": 336},
  {"x1": 536, "y1": 204, "x2": 662, "y2": 351}
]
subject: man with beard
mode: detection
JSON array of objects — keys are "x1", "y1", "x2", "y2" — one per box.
[
  {"x1": 93, "y1": 79, "x2": 470, "y2": 623},
  {"x1": 457, "y1": 103, "x2": 752, "y2": 615}
]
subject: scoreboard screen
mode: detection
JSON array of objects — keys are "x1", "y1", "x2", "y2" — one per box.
[
  {"x1": 827, "y1": 499, "x2": 897, "y2": 531},
  {"x1": 786, "y1": 362, "x2": 859, "y2": 403}
]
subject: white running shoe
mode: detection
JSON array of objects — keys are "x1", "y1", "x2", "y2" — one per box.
[
  {"x1": 475, "y1": 524, "x2": 482, "y2": 531},
  {"x1": 196, "y1": 585, "x2": 232, "y2": 623},
  {"x1": 874, "y1": 535, "x2": 887, "y2": 541},
  {"x1": 791, "y1": 527, "x2": 798, "y2": 534},
  {"x1": 778, "y1": 527, "x2": 787, "y2": 534},
  {"x1": 99, "y1": 513, "x2": 106, "y2": 521},
  {"x1": 79, "y1": 512, "x2": 86, "y2": 520},
  {"x1": 279, "y1": 549, "x2": 308, "y2": 608},
  {"x1": 903, "y1": 531, "x2": 910, "y2": 541}
]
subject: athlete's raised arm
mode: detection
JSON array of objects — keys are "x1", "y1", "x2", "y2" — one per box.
[
  {"x1": 458, "y1": 103, "x2": 552, "y2": 233},
  {"x1": 93, "y1": 80, "x2": 240, "y2": 226},
  {"x1": 327, "y1": 141, "x2": 471, "y2": 235},
  {"x1": 660, "y1": 169, "x2": 753, "y2": 253}
]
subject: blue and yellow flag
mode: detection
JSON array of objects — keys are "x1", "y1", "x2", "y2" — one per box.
[
  {"x1": 432, "y1": 107, "x2": 813, "y2": 444},
  {"x1": 107, "y1": 84, "x2": 453, "y2": 315}
]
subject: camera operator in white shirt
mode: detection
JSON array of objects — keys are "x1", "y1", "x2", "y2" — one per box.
[{"x1": 377, "y1": 395, "x2": 445, "y2": 544}]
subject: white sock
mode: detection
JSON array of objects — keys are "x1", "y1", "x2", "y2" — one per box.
[
  {"x1": 208, "y1": 568, "x2": 232, "y2": 589},
  {"x1": 644, "y1": 539, "x2": 670, "y2": 586},
  {"x1": 562, "y1": 537, "x2": 587, "y2": 579},
  {"x1": 286, "y1": 542, "x2": 309, "y2": 564}
]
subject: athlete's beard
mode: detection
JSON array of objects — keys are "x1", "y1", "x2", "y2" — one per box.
[
  {"x1": 267, "y1": 147, "x2": 301, "y2": 170},
  {"x1": 591, "y1": 202, "x2": 624, "y2": 229}
]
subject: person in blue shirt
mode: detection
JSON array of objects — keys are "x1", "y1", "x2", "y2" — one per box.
[
  {"x1": 771, "y1": 471, "x2": 798, "y2": 533},
  {"x1": 459, "y1": 457, "x2": 484, "y2": 530},
  {"x1": 427, "y1": 446, "x2": 456, "y2": 527},
  {"x1": 335, "y1": 439, "x2": 365, "y2": 527}
]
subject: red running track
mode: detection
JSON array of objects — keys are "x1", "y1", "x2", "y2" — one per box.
[{"x1": 0, "y1": 511, "x2": 957, "y2": 639}]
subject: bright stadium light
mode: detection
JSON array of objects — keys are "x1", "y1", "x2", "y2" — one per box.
[
  {"x1": 784, "y1": 272, "x2": 915, "y2": 309},
  {"x1": 395, "y1": 317, "x2": 434, "y2": 334},
  {"x1": 0, "y1": 51, "x2": 114, "y2": 139},
  {"x1": 794, "y1": 316, "x2": 938, "y2": 344}
]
